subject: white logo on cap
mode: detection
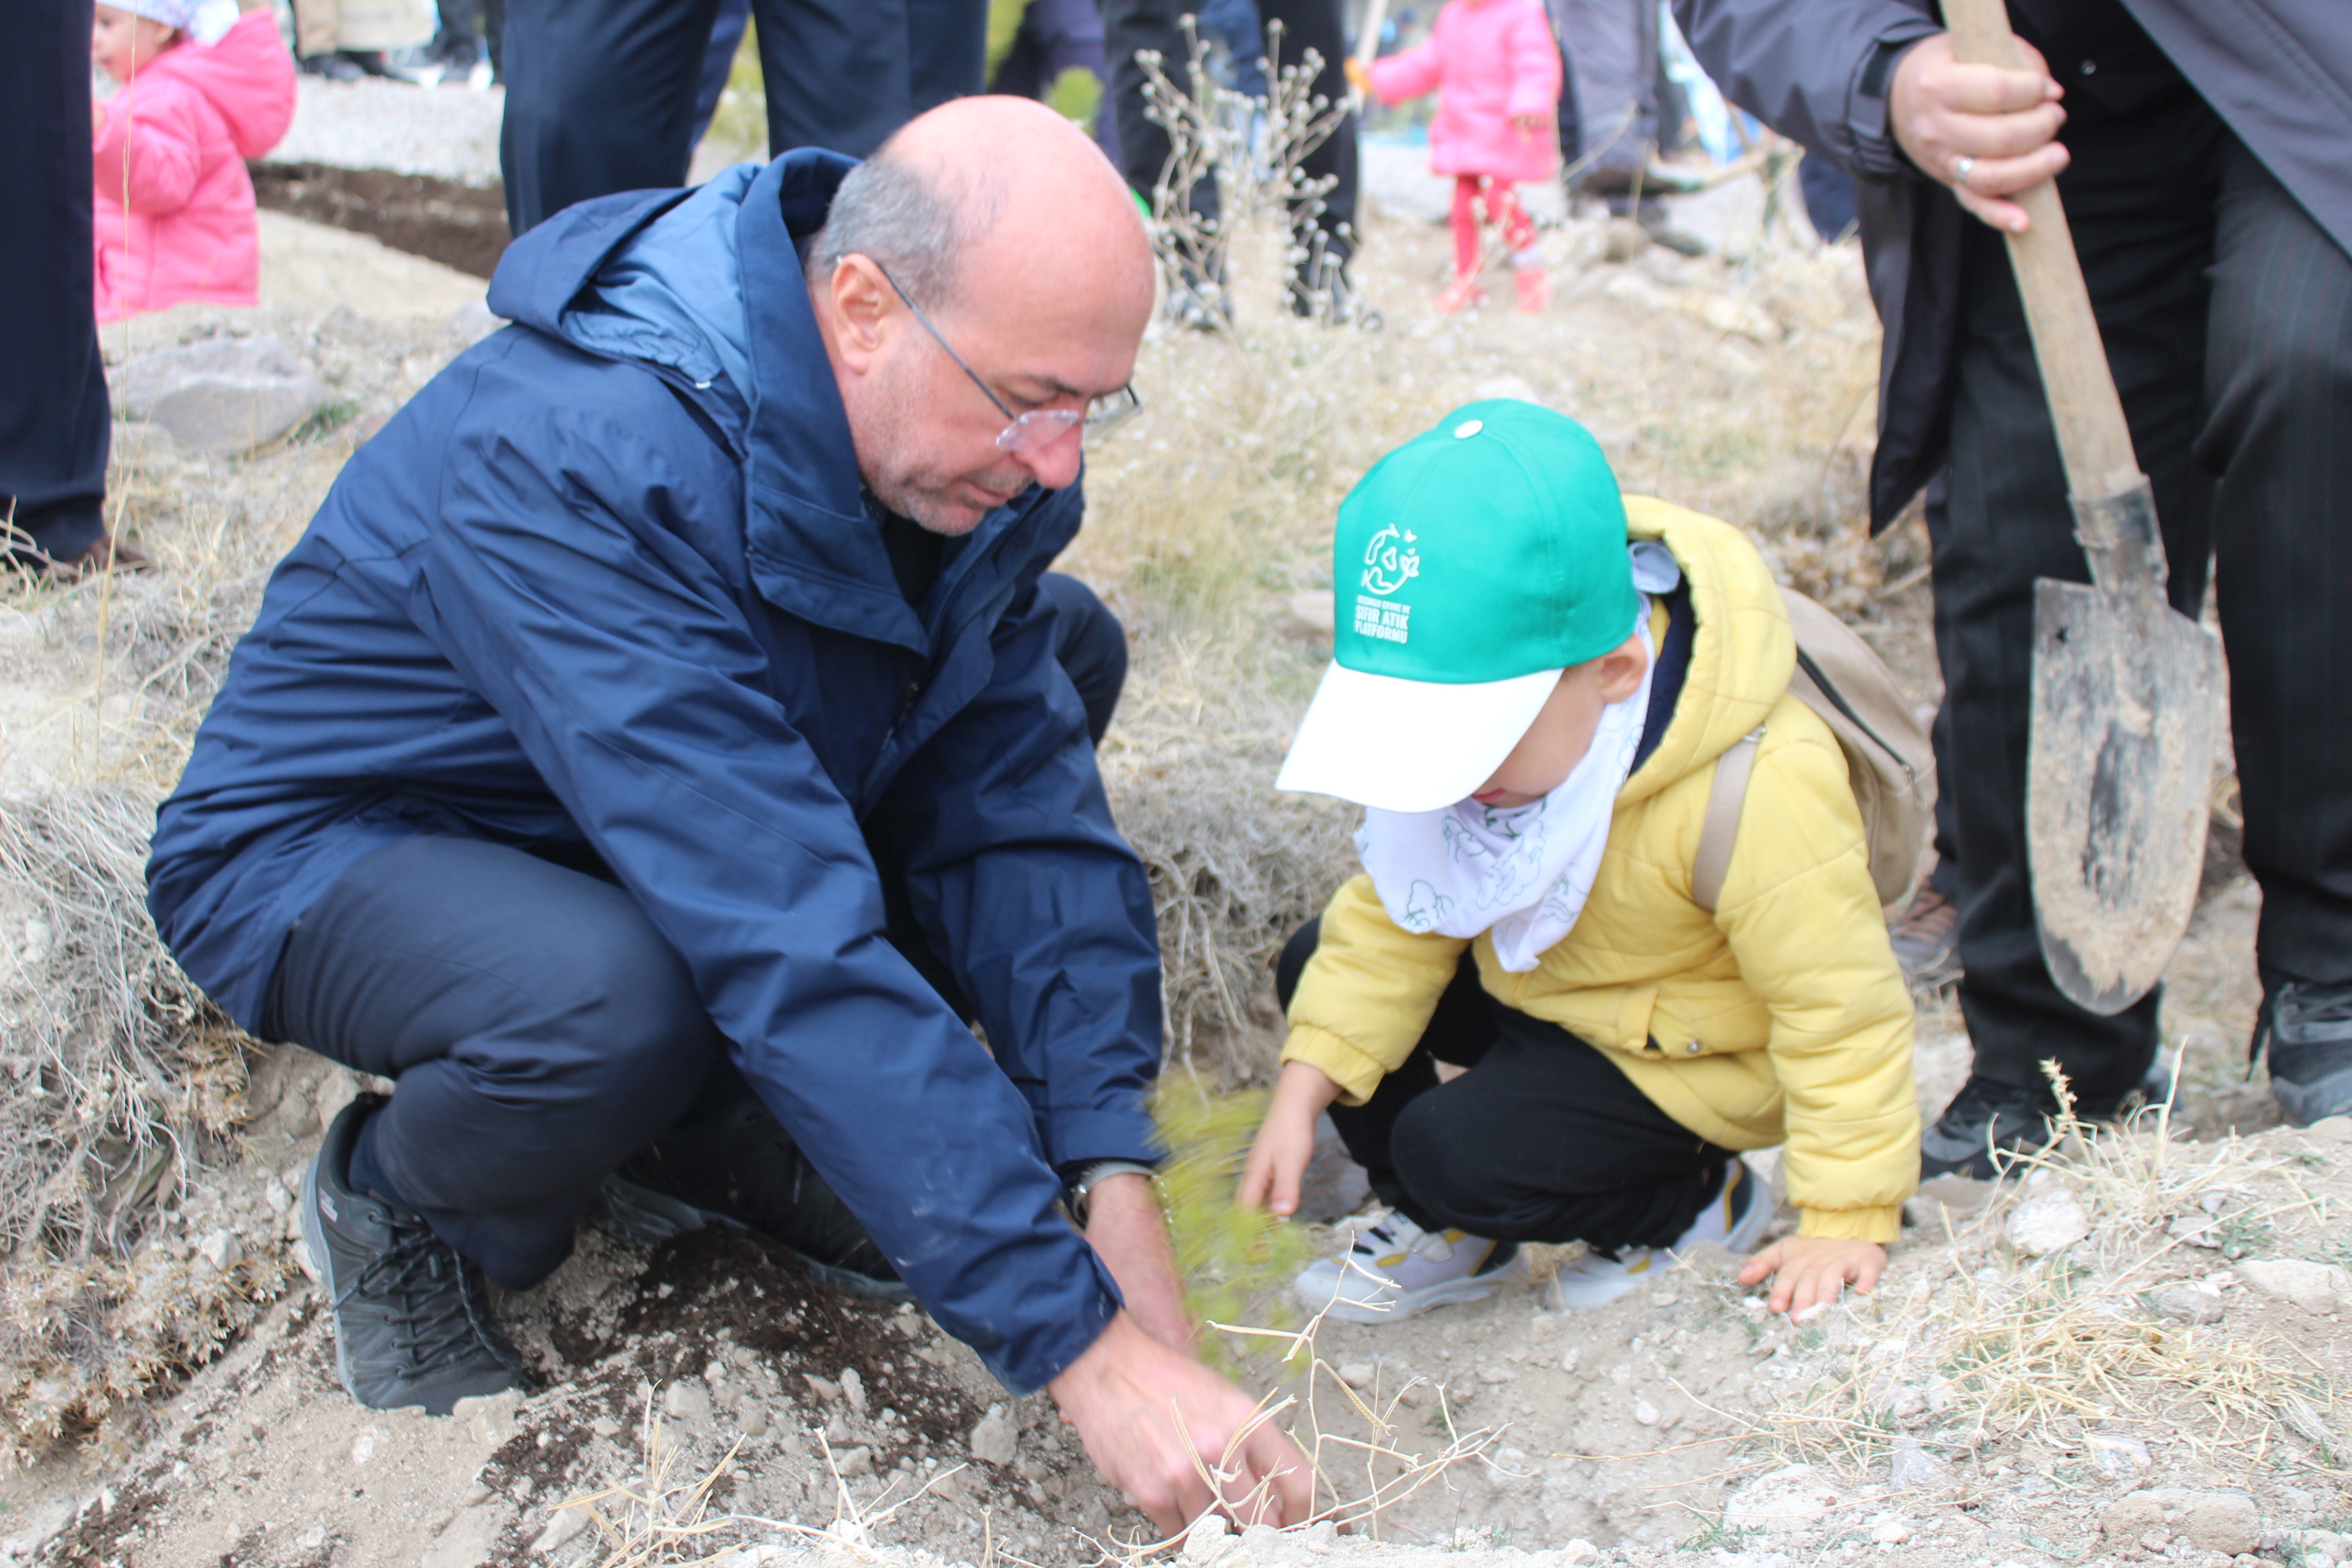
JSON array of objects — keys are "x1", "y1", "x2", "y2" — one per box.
[{"x1": 1360, "y1": 525, "x2": 1420, "y2": 596}]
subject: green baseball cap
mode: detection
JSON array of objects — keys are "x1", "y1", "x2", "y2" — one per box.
[{"x1": 1277, "y1": 399, "x2": 1636, "y2": 812}]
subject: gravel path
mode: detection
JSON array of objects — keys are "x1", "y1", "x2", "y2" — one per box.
[{"x1": 264, "y1": 76, "x2": 505, "y2": 186}]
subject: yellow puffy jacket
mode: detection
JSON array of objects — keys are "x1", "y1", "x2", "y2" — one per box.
[{"x1": 1284, "y1": 498, "x2": 1919, "y2": 1242}]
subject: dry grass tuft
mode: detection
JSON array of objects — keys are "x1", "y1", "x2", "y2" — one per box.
[{"x1": 1746, "y1": 1064, "x2": 2338, "y2": 1481}]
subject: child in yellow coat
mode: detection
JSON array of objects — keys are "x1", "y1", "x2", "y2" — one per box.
[{"x1": 1241, "y1": 399, "x2": 1918, "y2": 1320}]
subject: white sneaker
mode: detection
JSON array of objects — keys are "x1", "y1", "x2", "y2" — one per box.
[
  {"x1": 1294, "y1": 1213, "x2": 1525, "y2": 1324},
  {"x1": 1550, "y1": 1157, "x2": 1774, "y2": 1310}
]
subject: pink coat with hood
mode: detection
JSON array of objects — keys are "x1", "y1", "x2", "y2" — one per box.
[
  {"x1": 93, "y1": 10, "x2": 297, "y2": 323},
  {"x1": 1366, "y1": 0, "x2": 1563, "y2": 185}
]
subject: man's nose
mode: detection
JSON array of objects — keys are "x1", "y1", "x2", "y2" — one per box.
[{"x1": 1013, "y1": 424, "x2": 1085, "y2": 490}]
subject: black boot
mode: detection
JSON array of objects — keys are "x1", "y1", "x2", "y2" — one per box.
[
  {"x1": 2253, "y1": 973, "x2": 2352, "y2": 1126},
  {"x1": 595, "y1": 1095, "x2": 909, "y2": 1300},
  {"x1": 302, "y1": 1095, "x2": 527, "y2": 1414}
]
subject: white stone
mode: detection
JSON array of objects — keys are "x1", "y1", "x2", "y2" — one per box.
[
  {"x1": 194, "y1": 1229, "x2": 242, "y2": 1271},
  {"x1": 662, "y1": 1378, "x2": 712, "y2": 1422},
  {"x1": 968, "y1": 1403, "x2": 1017, "y2": 1467},
  {"x1": 2237, "y1": 1258, "x2": 2352, "y2": 1314},
  {"x1": 1633, "y1": 1399, "x2": 1660, "y2": 1426},
  {"x1": 531, "y1": 1506, "x2": 590, "y2": 1554},
  {"x1": 112, "y1": 336, "x2": 327, "y2": 455},
  {"x1": 453, "y1": 1389, "x2": 519, "y2": 1451},
  {"x1": 838, "y1": 1366, "x2": 868, "y2": 1415},
  {"x1": 1559, "y1": 1543, "x2": 1601, "y2": 1566},
  {"x1": 1888, "y1": 1438, "x2": 1948, "y2": 1489},
  {"x1": 2004, "y1": 1188, "x2": 2091, "y2": 1257},
  {"x1": 1335, "y1": 1362, "x2": 1374, "y2": 1390},
  {"x1": 1725, "y1": 1464, "x2": 1845, "y2": 1534},
  {"x1": 2103, "y1": 1490, "x2": 2262, "y2": 1556},
  {"x1": 1182, "y1": 1511, "x2": 1232, "y2": 1565}
]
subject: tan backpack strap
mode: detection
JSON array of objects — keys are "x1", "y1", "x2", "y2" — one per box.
[{"x1": 1692, "y1": 726, "x2": 1765, "y2": 912}]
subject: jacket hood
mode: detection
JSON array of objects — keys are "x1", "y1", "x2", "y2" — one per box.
[
  {"x1": 486, "y1": 151, "x2": 1068, "y2": 662},
  {"x1": 133, "y1": 10, "x2": 294, "y2": 159},
  {"x1": 1618, "y1": 497, "x2": 1795, "y2": 806}
]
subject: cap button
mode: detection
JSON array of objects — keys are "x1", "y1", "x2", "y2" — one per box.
[{"x1": 1453, "y1": 419, "x2": 1484, "y2": 439}]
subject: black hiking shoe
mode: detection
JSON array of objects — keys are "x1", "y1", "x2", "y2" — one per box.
[
  {"x1": 1918, "y1": 1075, "x2": 2070, "y2": 1180},
  {"x1": 2253, "y1": 974, "x2": 2352, "y2": 1126},
  {"x1": 593, "y1": 1096, "x2": 910, "y2": 1301},
  {"x1": 302, "y1": 1094, "x2": 527, "y2": 1415}
]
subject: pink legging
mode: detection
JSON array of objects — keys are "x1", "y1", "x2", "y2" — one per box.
[{"x1": 1450, "y1": 175, "x2": 1537, "y2": 280}]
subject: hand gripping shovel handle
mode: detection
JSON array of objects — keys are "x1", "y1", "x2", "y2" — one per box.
[{"x1": 1942, "y1": 0, "x2": 2168, "y2": 599}]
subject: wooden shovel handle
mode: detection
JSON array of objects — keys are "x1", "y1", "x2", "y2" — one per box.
[{"x1": 1941, "y1": 0, "x2": 2142, "y2": 501}]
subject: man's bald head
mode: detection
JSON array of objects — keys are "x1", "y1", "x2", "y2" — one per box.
[
  {"x1": 807, "y1": 98, "x2": 1158, "y2": 536},
  {"x1": 809, "y1": 96, "x2": 1153, "y2": 319}
]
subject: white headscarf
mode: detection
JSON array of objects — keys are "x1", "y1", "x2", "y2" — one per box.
[{"x1": 1353, "y1": 542, "x2": 1683, "y2": 972}]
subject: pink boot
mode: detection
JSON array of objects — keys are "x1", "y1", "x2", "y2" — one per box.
[
  {"x1": 1434, "y1": 274, "x2": 1487, "y2": 314},
  {"x1": 1514, "y1": 263, "x2": 1552, "y2": 313}
]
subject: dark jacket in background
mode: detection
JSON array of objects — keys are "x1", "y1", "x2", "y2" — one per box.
[
  {"x1": 147, "y1": 151, "x2": 1160, "y2": 1392},
  {"x1": 1671, "y1": 0, "x2": 2352, "y2": 527}
]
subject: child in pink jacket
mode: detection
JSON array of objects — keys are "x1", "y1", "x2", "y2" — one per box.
[
  {"x1": 1353, "y1": 0, "x2": 1563, "y2": 314},
  {"x1": 91, "y1": 0, "x2": 297, "y2": 324}
]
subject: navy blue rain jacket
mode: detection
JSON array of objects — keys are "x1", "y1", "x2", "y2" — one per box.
[{"x1": 146, "y1": 152, "x2": 1162, "y2": 1392}]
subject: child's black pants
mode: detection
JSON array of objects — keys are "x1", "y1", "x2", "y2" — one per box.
[{"x1": 1275, "y1": 919, "x2": 1739, "y2": 1254}]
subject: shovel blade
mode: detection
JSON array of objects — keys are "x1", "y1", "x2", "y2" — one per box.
[{"x1": 2027, "y1": 579, "x2": 2223, "y2": 1015}]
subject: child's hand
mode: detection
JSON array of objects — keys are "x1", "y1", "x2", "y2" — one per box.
[
  {"x1": 1343, "y1": 56, "x2": 1371, "y2": 97},
  {"x1": 1737, "y1": 1237, "x2": 1886, "y2": 1317},
  {"x1": 93, "y1": 100, "x2": 108, "y2": 136},
  {"x1": 1237, "y1": 1062, "x2": 1344, "y2": 1217},
  {"x1": 1509, "y1": 112, "x2": 1551, "y2": 140}
]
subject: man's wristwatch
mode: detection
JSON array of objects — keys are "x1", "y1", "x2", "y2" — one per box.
[{"x1": 1067, "y1": 1160, "x2": 1158, "y2": 1226}]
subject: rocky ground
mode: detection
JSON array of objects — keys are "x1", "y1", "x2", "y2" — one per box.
[{"x1": 1, "y1": 82, "x2": 2342, "y2": 1568}]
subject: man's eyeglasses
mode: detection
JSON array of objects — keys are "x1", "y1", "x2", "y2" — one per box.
[{"x1": 870, "y1": 261, "x2": 1143, "y2": 454}]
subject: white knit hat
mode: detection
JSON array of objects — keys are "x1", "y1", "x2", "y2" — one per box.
[{"x1": 113, "y1": 0, "x2": 242, "y2": 43}]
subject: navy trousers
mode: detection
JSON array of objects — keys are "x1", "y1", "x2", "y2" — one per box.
[
  {"x1": 264, "y1": 574, "x2": 1125, "y2": 1288},
  {"x1": 1938, "y1": 97, "x2": 2352, "y2": 1107},
  {"x1": 1, "y1": 0, "x2": 111, "y2": 561},
  {"x1": 499, "y1": 0, "x2": 987, "y2": 234}
]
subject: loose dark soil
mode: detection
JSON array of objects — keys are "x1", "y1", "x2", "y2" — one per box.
[{"x1": 249, "y1": 163, "x2": 510, "y2": 280}]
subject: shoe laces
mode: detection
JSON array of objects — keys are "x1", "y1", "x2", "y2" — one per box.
[{"x1": 340, "y1": 1210, "x2": 513, "y2": 1378}]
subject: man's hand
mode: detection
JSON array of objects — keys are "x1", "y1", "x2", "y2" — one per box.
[
  {"x1": 1051, "y1": 1311, "x2": 1314, "y2": 1535},
  {"x1": 1737, "y1": 1236, "x2": 1887, "y2": 1316},
  {"x1": 1237, "y1": 1062, "x2": 1343, "y2": 1219},
  {"x1": 1889, "y1": 32, "x2": 2068, "y2": 233},
  {"x1": 1083, "y1": 1172, "x2": 1196, "y2": 1354}
]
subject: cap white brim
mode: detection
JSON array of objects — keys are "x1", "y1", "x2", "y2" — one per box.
[{"x1": 1275, "y1": 662, "x2": 1565, "y2": 813}]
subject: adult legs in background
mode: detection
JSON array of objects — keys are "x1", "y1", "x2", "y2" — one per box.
[
  {"x1": 2201, "y1": 137, "x2": 2352, "y2": 1122},
  {"x1": 1554, "y1": 0, "x2": 1655, "y2": 193},
  {"x1": 754, "y1": 0, "x2": 985, "y2": 163},
  {"x1": 691, "y1": 0, "x2": 754, "y2": 146},
  {"x1": 1271, "y1": 921, "x2": 1734, "y2": 1250},
  {"x1": 1038, "y1": 572, "x2": 1128, "y2": 747},
  {"x1": 498, "y1": 0, "x2": 721, "y2": 233},
  {"x1": 1100, "y1": 0, "x2": 1358, "y2": 309},
  {"x1": 1925, "y1": 101, "x2": 2223, "y2": 1171},
  {"x1": 0, "y1": 0, "x2": 114, "y2": 571}
]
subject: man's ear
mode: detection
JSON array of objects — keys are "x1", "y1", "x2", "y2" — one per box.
[
  {"x1": 827, "y1": 255, "x2": 894, "y2": 371},
  {"x1": 1595, "y1": 634, "x2": 1649, "y2": 703}
]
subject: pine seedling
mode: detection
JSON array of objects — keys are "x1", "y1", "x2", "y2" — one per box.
[{"x1": 1149, "y1": 1078, "x2": 1316, "y2": 1373}]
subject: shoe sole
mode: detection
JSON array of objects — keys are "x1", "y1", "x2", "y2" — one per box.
[
  {"x1": 1551, "y1": 1269, "x2": 1646, "y2": 1311},
  {"x1": 591, "y1": 1176, "x2": 913, "y2": 1303},
  {"x1": 298, "y1": 1150, "x2": 363, "y2": 1408},
  {"x1": 1302, "y1": 1252, "x2": 1527, "y2": 1325},
  {"x1": 2273, "y1": 1066, "x2": 2352, "y2": 1128}
]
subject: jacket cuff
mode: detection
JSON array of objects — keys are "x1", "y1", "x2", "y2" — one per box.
[
  {"x1": 1279, "y1": 1024, "x2": 1388, "y2": 1107},
  {"x1": 1795, "y1": 1203, "x2": 1904, "y2": 1244},
  {"x1": 1043, "y1": 1106, "x2": 1160, "y2": 1174},
  {"x1": 989, "y1": 1255, "x2": 1125, "y2": 1394},
  {"x1": 1844, "y1": 26, "x2": 1941, "y2": 179}
]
